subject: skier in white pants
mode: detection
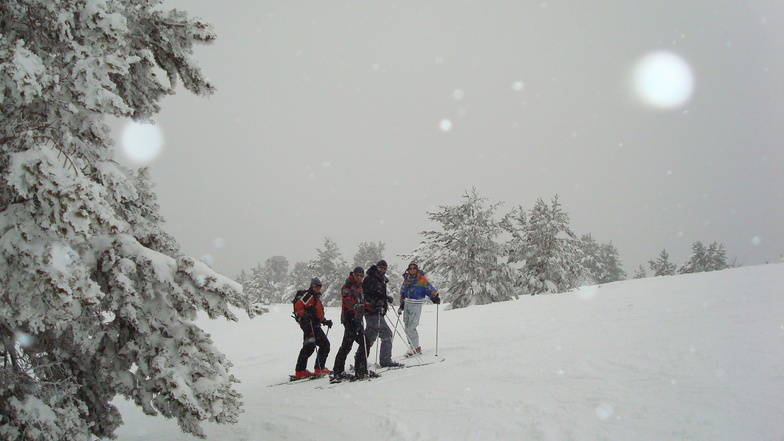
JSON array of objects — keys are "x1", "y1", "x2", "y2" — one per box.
[{"x1": 399, "y1": 263, "x2": 440, "y2": 356}]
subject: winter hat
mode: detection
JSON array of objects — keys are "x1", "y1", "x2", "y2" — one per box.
[
  {"x1": 310, "y1": 277, "x2": 322, "y2": 287},
  {"x1": 376, "y1": 259, "x2": 388, "y2": 268},
  {"x1": 352, "y1": 266, "x2": 365, "y2": 275}
]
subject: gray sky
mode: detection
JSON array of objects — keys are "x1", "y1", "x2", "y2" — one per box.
[{"x1": 114, "y1": 0, "x2": 784, "y2": 278}]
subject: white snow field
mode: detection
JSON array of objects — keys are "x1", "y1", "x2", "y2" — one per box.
[{"x1": 114, "y1": 263, "x2": 784, "y2": 441}]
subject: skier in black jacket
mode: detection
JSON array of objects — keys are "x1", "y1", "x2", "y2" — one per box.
[{"x1": 362, "y1": 260, "x2": 402, "y2": 368}]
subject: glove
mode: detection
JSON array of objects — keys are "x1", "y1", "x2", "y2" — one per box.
[
  {"x1": 323, "y1": 319, "x2": 333, "y2": 328},
  {"x1": 387, "y1": 295, "x2": 394, "y2": 304},
  {"x1": 354, "y1": 302, "x2": 367, "y2": 312},
  {"x1": 397, "y1": 305, "x2": 404, "y2": 315},
  {"x1": 432, "y1": 295, "x2": 441, "y2": 304}
]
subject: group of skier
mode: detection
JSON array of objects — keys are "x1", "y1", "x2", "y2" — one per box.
[{"x1": 292, "y1": 260, "x2": 440, "y2": 381}]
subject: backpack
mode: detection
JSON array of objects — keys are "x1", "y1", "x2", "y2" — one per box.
[{"x1": 291, "y1": 289, "x2": 308, "y2": 323}]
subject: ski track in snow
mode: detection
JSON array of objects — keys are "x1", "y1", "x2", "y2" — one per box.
[{"x1": 113, "y1": 264, "x2": 784, "y2": 441}]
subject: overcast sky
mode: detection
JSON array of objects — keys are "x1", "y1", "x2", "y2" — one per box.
[{"x1": 114, "y1": 0, "x2": 784, "y2": 278}]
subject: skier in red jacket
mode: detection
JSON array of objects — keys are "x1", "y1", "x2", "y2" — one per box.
[
  {"x1": 331, "y1": 267, "x2": 370, "y2": 380},
  {"x1": 293, "y1": 278, "x2": 333, "y2": 379}
]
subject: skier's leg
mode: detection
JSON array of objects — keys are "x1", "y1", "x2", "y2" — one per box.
[
  {"x1": 296, "y1": 325, "x2": 316, "y2": 372},
  {"x1": 314, "y1": 326, "x2": 330, "y2": 370},
  {"x1": 364, "y1": 314, "x2": 380, "y2": 353},
  {"x1": 354, "y1": 326, "x2": 368, "y2": 375},
  {"x1": 404, "y1": 302, "x2": 422, "y2": 350},
  {"x1": 332, "y1": 324, "x2": 355, "y2": 374},
  {"x1": 379, "y1": 318, "x2": 394, "y2": 364}
]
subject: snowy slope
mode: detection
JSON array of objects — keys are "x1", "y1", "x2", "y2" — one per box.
[{"x1": 113, "y1": 263, "x2": 784, "y2": 441}]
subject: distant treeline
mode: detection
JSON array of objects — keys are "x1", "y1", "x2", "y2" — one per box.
[{"x1": 238, "y1": 189, "x2": 735, "y2": 309}]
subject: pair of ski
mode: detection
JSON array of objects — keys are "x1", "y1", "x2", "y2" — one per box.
[
  {"x1": 379, "y1": 357, "x2": 445, "y2": 372},
  {"x1": 270, "y1": 357, "x2": 446, "y2": 388},
  {"x1": 328, "y1": 370, "x2": 381, "y2": 384},
  {"x1": 268, "y1": 372, "x2": 329, "y2": 387},
  {"x1": 317, "y1": 357, "x2": 446, "y2": 389}
]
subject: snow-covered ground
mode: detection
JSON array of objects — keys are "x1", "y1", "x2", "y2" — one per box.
[{"x1": 113, "y1": 263, "x2": 784, "y2": 441}]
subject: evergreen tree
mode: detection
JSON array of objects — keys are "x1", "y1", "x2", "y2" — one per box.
[
  {"x1": 288, "y1": 261, "x2": 312, "y2": 293},
  {"x1": 509, "y1": 195, "x2": 583, "y2": 294},
  {"x1": 679, "y1": 241, "x2": 708, "y2": 274},
  {"x1": 308, "y1": 238, "x2": 349, "y2": 307},
  {"x1": 235, "y1": 269, "x2": 249, "y2": 286},
  {"x1": 577, "y1": 234, "x2": 626, "y2": 284},
  {"x1": 0, "y1": 1, "x2": 261, "y2": 439},
  {"x1": 598, "y1": 242, "x2": 626, "y2": 282},
  {"x1": 502, "y1": 205, "x2": 528, "y2": 274},
  {"x1": 633, "y1": 264, "x2": 647, "y2": 279},
  {"x1": 649, "y1": 249, "x2": 677, "y2": 276},
  {"x1": 352, "y1": 241, "x2": 403, "y2": 303},
  {"x1": 706, "y1": 241, "x2": 729, "y2": 271},
  {"x1": 353, "y1": 241, "x2": 385, "y2": 269},
  {"x1": 385, "y1": 266, "x2": 405, "y2": 302},
  {"x1": 257, "y1": 256, "x2": 290, "y2": 304},
  {"x1": 577, "y1": 233, "x2": 602, "y2": 284},
  {"x1": 680, "y1": 241, "x2": 729, "y2": 274},
  {"x1": 242, "y1": 262, "x2": 264, "y2": 303},
  {"x1": 406, "y1": 188, "x2": 516, "y2": 309}
]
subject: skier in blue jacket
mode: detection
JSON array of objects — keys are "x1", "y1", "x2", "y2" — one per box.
[{"x1": 399, "y1": 263, "x2": 440, "y2": 356}]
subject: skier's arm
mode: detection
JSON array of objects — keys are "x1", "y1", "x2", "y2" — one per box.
[{"x1": 294, "y1": 299, "x2": 306, "y2": 318}]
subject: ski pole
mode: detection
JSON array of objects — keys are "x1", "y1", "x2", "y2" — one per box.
[
  {"x1": 385, "y1": 309, "x2": 424, "y2": 365},
  {"x1": 374, "y1": 314, "x2": 381, "y2": 368},
  {"x1": 310, "y1": 321, "x2": 322, "y2": 371},
  {"x1": 435, "y1": 303, "x2": 439, "y2": 357},
  {"x1": 386, "y1": 308, "x2": 410, "y2": 350},
  {"x1": 391, "y1": 307, "x2": 400, "y2": 340},
  {"x1": 361, "y1": 316, "x2": 370, "y2": 375},
  {"x1": 324, "y1": 324, "x2": 331, "y2": 370}
]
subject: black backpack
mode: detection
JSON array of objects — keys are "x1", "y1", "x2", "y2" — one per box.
[{"x1": 291, "y1": 289, "x2": 308, "y2": 323}]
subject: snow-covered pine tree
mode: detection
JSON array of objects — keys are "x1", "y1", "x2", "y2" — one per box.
[
  {"x1": 257, "y1": 255, "x2": 290, "y2": 304},
  {"x1": 633, "y1": 264, "x2": 647, "y2": 279},
  {"x1": 242, "y1": 261, "x2": 264, "y2": 303},
  {"x1": 500, "y1": 204, "x2": 528, "y2": 283},
  {"x1": 307, "y1": 238, "x2": 349, "y2": 307},
  {"x1": 407, "y1": 188, "x2": 516, "y2": 309},
  {"x1": 577, "y1": 234, "x2": 626, "y2": 284},
  {"x1": 680, "y1": 241, "x2": 729, "y2": 274},
  {"x1": 598, "y1": 242, "x2": 626, "y2": 282},
  {"x1": 0, "y1": 2, "x2": 262, "y2": 439},
  {"x1": 577, "y1": 233, "x2": 601, "y2": 284},
  {"x1": 706, "y1": 242, "x2": 730, "y2": 270},
  {"x1": 353, "y1": 241, "x2": 385, "y2": 269},
  {"x1": 288, "y1": 261, "x2": 312, "y2": 294},
  {"x1": 352, "y1": 241, "x2": 403, "y2": 300},
  {"x1": 235, "y1": 269, "x2": 250, "y2": 287},
  {"x1": 385, "y1": 267, "x2": 404, "y2": 301},
  {"x1": 679, "y1": 241, "x2": 709, "y2": 274},
  {"x1": 509, "y1": 195, "x2": 583, "y2": 294},
  {"x1": 648, "y1": 249, "x2": 677, "y2": 276}
]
